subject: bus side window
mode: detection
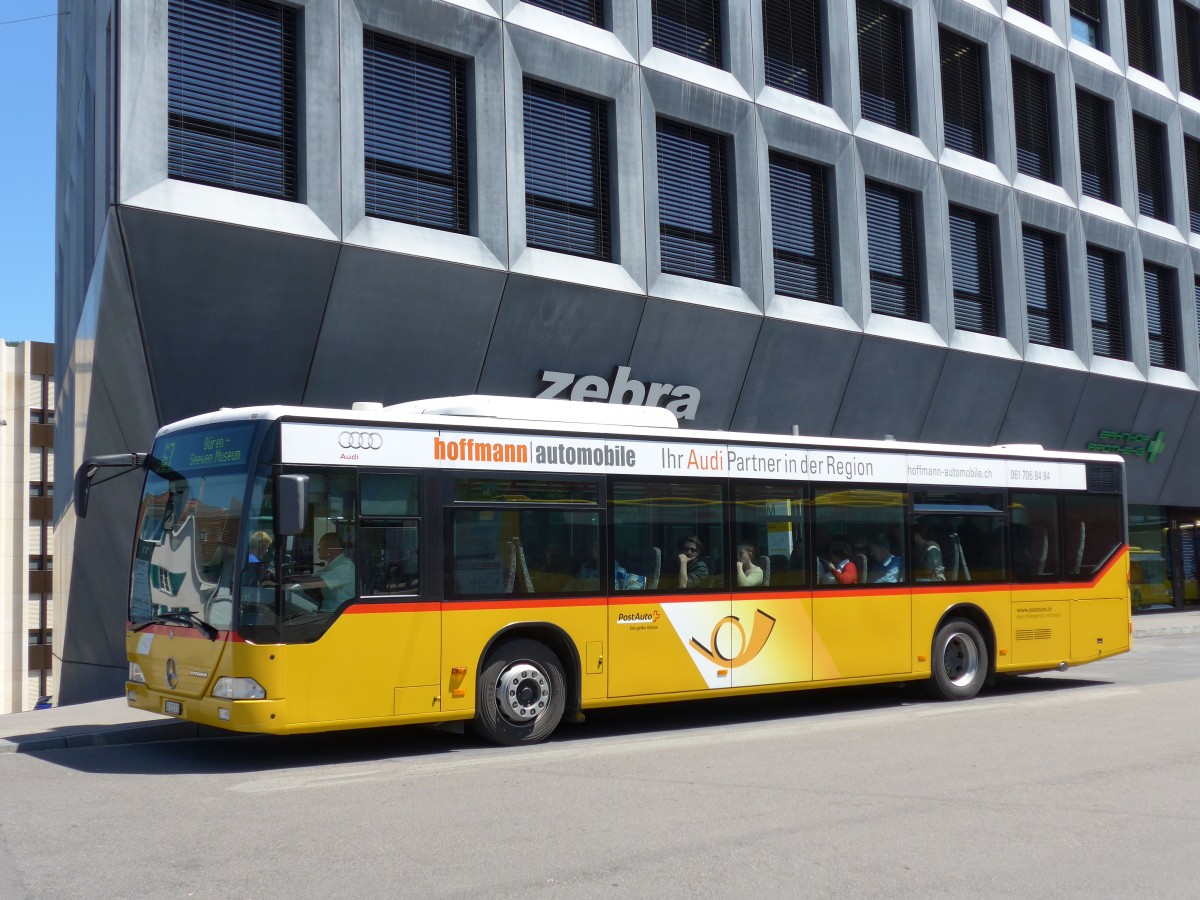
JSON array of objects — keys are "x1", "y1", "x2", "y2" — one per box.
[
  {"x1": 611, "y1": 480, "x2": 726, "y2": 591},
  {"x1": 359, "y1": 473, "x2": 421, "y2": 596},
  {"x1": 1062, "y1": 493, "x2": 1123, "y2": 578},
  {"x1": 911, "y1": 491, "x2": 1007, "y2": 584},
  {"x1": 1010, "y1": 493, "x2": 1060, "y2": 581},
  {"x1": 812, "y1": 486, "x2": 904, "y2": 586},
  {"x1": 732, "y1": 483, "x2": 807, "y2": 588}
]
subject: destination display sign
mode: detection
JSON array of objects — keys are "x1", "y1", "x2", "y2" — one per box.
[
  {"x1": 154, "y1": 423, "x2": 257, "y2": 474},
  {"x1": 281, "y1": 423, "x2": 1087, "y2": 489}
]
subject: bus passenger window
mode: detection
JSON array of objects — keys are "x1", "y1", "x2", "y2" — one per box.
[
  {"x1": 611, "y1": 481, "x2": 726, "y2": 591},
  {"x1": 1062, "y1": 493, "x2": 1123, "y2": 578},
  {"x1": 359, "y1": 474, "x2": 421, "y2": 596},
  {"x1": 732, "y1": 483, "x2": 807, "y2": 588},
  {"x1": 447, "y1": 478, "x2": 603, "y2": 598},
  {"x1": 1010, "y1": 493, "x2": 1060, "y2": 581},
  {"x1": 912, "y1": 491, "x2": 1007, "y2": 584},
  {"x1": 812, "y1": 487, "x2": 905, "y2": 587}
]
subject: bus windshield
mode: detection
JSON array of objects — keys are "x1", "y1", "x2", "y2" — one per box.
[{"x1": 129, "y1": 423, "x2": 261, "y2": 632}]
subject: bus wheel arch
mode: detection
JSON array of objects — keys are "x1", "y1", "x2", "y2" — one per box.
[{"x1": 925, "y1": 606, "x2": 993, "y2": 701}]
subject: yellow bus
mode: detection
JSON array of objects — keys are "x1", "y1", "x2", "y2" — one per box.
[{"x1": 76, "y1": 396, "x2": 1131, "y2": 745}]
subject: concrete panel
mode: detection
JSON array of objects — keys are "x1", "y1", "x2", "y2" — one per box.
[
  {"x1": 56, "y1": 220, "x2": 157, "y2": 704},
  {"x1": 626, "y1": 299, "x2": 762, "y2": 430},
  {"x1": 920, "y1": 350, "x2": 1023, "y2": 446},
  {"x1": 1062, "y1": 373, "x2": 1147, "y2": 457},
  {"x1": 1128, "y1": 384, "x2": 1197, "y2": 504},
  {"x1": 731, "y1": 319, "x2": 862, "y2": 437},
  {"x1": 121, "y1": 209, "x2": 340, "y2": 423},
  {"x1": 1156, "y1": 392, "x2": 1200, "y2": 507},
  {"x1": 58, "y1": 378, "x2": 144, "y2": 704},
  {"x1": 834, "y1": 336, "x2": 947, "y2": 442},
  {"x1": 996, "y1": 362, "x2": 1089, "y2": 447},
  {"x1": 477, "y1": 276, "x2": 646, "y2": 398},
  {"x1": 305, "y1": 246, "x2": 509, "y2": 407}
]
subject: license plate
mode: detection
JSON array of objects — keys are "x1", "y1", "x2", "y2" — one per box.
[{"x1": 163, "y1": 700, "x2": 182, "y2": 716}]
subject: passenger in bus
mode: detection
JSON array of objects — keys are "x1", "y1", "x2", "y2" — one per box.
[
  {"x1": 913, "y1": 523, "x2": 946, "y2": 582},
  {"x1": 867, "y1": 534, "x2": 902, "y2": 583},
  {"x1": 677, "y1": 535, "x2": 710, "y2": 589},
  {"x1": 535, "y1": 542, "x2": 575, "y2": 593},
  {"x1": 242, "y1": 531, "x2": 274, "y2": 586},
  {"x1": 820, "y1": 537, "x2": 858, "y2": 585},
  {"x1": 285, "y1": 533, "x2": 356, "y2": 610},
  {"x1": 575, "y1": 539, "x2": 600, "y2": 581},
  {"x1": 735, "y1": 543, "x2": 764, "y2": 587}
]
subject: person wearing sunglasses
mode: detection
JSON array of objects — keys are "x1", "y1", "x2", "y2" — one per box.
[{"x1": 676, "y1": 534, "x2": 710, "y2": 589}]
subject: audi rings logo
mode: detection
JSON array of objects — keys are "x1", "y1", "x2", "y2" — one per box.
[
  {"x1": 339, "y1": 431, "x2": 383, "y2": 450},
  {"x1": 165, "y1": 657, "x2": 179, "y2": 690}
]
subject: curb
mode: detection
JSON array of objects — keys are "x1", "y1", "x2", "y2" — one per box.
[
  {"x1": 1134, "y1": 624, "x2": 1200, "y2": 638},
  {"x1": 0, "y1": 720, "x2": 226, "y2": 755}
]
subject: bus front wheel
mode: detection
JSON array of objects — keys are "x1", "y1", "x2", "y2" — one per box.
[
  {"x1": 473, "y1": 639, "x2": 566, "y2": 746},
  {"x1": 926, "y1": 618, "x2": 988, "y2": 701}
]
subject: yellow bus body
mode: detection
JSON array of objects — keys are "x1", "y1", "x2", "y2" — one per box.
[{"x1": 125, "y1": 548, "x2": 1129, "y2": 735}]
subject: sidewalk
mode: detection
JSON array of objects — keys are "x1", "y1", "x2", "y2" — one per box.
[
  {"x1": 0, "y1": 697, "x2": 224, "y2": 755},
  {"x1": 3, "y1": 610, "x2": 1200, "y2": 755}
]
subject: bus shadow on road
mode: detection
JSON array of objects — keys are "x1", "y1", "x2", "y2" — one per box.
[{"x1": 32, "y1": 672, "x2": 1115, "y2": 776}]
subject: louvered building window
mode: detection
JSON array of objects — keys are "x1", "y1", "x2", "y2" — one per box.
[
  {"x1": 1008, "y1": 0, "x2": 1045, "y2": 22},
  {"x1": 653, "y1": 0, "x2": 722, "y2": 68},
  {"x1": 949, "y1": 206, "x2": 998, "y2": 335},
  {"x1": 763, "y1": 0, "x2": 822, "y2": 102},
  {"x1": 857, "y1": 0, "x2": 911, "y2": 133},
  {"x1": 865, "y1": 181, "x2": 921, "y2": 320},
  {"x1": 168, "y1": 0, "x2": 298, "y2": 200},
  {"x1": 523, "y1": 81, "x2": 610, "y2": 260},
  {"x1": 1186, "y1": 136, "x2": 1200, "y2": 233},
  {"x1": 1194, "y1": 277, "x2": 1200, "y2": 353},
  {"x1": 1023, "y1": 227, "x2": 1067, "y2": 348},
  {"x1": 1133, "y1": 114, "x2": 1169, "y2": 220},
  {"x1": 1070, "y1": 0, "x2": 1103, "y2": 48},
  {"x1": 1087, "y1": 246, "x2": 1125, "y2": 359},
  {"x1": 364, "y1": 34, "x2": 468, "y2": 232},
  {"x1": 523, "y1": 0, "x2": 603, "y2": 27},
  {"x1": 657, "y1": 119, "x2": 731, "y2": 283},
  {"x1": 1125, "y1": 0, "x2": 1158, "y2": 76},
  {"x1": 769, "y1": 152, "x2": 832, "y2": 303},
  {"x1": 1076, "y1": 89, "x2": 1114, "y2": 203},
  {"x1": 1177, "y1": 2, "x2": 1200, "y2": 97},
  {"x1": 940, "y1": 29, "x2": 987, "y2": 158},
  {"x1": 1145, "y1": 264, "x2": 1180, "y2": 369},
  {"x1": 1012, "y1": 61, "x2": 1056, "y2": 182}
]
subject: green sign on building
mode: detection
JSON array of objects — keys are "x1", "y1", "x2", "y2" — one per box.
[{"x1": 1086, "y1": 430, "x2": 1166, "y2": 463}]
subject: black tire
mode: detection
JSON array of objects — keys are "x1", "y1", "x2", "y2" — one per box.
[
  {"x1": 473, "y1": 639, "x2": 567, "y2": 746},
  {"x1": 925, "y1": 618, "x2": 988, "y2": 701}
]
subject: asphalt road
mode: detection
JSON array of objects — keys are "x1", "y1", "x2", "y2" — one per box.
[{"x1": 2, "y1": 634, "x2": 1199, "y2": 898}]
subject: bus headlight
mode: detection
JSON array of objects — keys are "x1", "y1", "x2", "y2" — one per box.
[
  {"x1": 211, "y1": 677, "x2": 266, "y2": 700},
  {"x1": 128, "y1": 662, "x2": 146, "y2": 684}
]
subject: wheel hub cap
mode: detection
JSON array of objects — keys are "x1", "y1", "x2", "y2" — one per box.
[
  {"x1": 496, "y1": 662, "x2": 550, "y2": 724},
  {"x1": 943, "y1": 632, "x2": 979, "y2": 687}
]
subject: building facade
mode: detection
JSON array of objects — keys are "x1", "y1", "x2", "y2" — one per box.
[
  {"x1": 1, "y1": 341, "x2": 55, "y2": 712},
  {"x1": 56, "y1": 0, "x2": 1200, "y2": 702}
]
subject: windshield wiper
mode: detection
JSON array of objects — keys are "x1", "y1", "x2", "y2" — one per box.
[{"x1": 132, "y1": 611, "x2": 219, "y2": 641}]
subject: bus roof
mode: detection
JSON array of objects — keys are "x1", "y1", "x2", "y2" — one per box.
[{"x1": 160, "y1": 395, "x2": 1122, "y2": 466}]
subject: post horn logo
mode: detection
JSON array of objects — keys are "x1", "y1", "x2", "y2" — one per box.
[{"x1": 690, "y1": 609, "x2": 777, "y2": 668}]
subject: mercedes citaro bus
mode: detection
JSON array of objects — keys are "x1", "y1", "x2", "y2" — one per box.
[{"x1": 76, "y1": 396, "x2": 1131, "y2": 745}]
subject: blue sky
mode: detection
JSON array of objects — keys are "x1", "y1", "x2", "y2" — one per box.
[{"x1": 0, "y1": 2, "x2": 58, "y2": 344}]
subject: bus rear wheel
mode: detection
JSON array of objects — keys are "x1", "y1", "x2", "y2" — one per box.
[
  {"x1": 926, "y1": 618, "x2": 988, "y2": 701},
  {"x1": 473, "y1": 639, "x2": 566, "y2": 746}
]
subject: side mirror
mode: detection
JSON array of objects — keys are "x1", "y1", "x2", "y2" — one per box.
[
  {"x1": 74, "y1": 453, "x2": 147, "y2": 519},
  {"x1": 276, "y1": 474, "x2": 310, "y2": 536}
]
